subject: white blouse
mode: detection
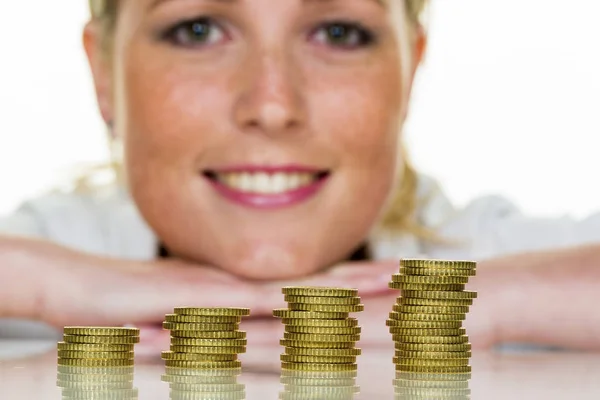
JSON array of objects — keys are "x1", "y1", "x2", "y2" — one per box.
[{"x1": 2, "y1": 175, "x2": 600, "y2": 338}]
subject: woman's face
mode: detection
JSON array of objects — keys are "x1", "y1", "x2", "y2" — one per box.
[{"x1": 88, "y1": 0, "x2": 419, "y2": 279}]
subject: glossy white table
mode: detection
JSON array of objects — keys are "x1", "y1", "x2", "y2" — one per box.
[{"x1": 2, "y1": 340, "x2": 600, "y2": 399}]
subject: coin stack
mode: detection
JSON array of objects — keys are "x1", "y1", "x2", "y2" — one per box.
[
  {"x1": 393, "y1": 372, "x2": 471, "y2": 400},
  {"x1": 274, "y1": 286, "x2": 363, "y2": 375},
  {"x1": 57, "y1": 327, "x2": 140, "y2": 400},
  {"x1": 162, "y1": 307, "x2": 250, "y2": 372},
  {"x1": 162, "y1": 368, "x2": 245, "y2": 400},
  {"x1": 280, "y1": 370, "x2": 360, "y2": 400},
  {"x1": 388, "y1": 259, "x2": 476, "y2": 375}
]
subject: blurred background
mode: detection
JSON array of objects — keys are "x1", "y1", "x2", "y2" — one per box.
[{"x1": 0, "y1": 0, "x2": 598, "y2": 217}]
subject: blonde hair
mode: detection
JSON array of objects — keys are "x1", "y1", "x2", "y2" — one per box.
[{"x1": 86, "y1": 0, "x2": 429, "y2": 237}]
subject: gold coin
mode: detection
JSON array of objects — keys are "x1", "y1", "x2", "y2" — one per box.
[
  {"x1": 391, "y1": 335, "x2": 469, "y2": 344},
  {"x1": 161, "y1": 374, "x2": 238, "y2": 384},
  {"x1": 283, "y1": 332, "x2": 361, "y2": 342},
  {"x1": 280, "y1": 339, "x2": 356, "y2": 349},
  {"x1": 62, "y1": 335, "x2": 140, "y2": 345},
  {"x1": 389, "y1": 312, "x2": 467, "y2": 322},
  {"x1": 168, "y1": 346, "x2": 246, "y2": 355},
  {"x1": 400, "y1": 259, "x2": 476, "y2": 270},
  {"x1": 56, "y1": 365, "x2": 135, "y2": 375},
  {"x1": 395, "y1": 364, "x2": 472, "y2": 373},
  {"x1": 170, "y1": 340, "x2": 246, "y2": 349},
  {"x1": 284, "y1": 347, "x2": 361, "y2": 356},
  {"x1": 395, "y1": 350, "x2": 472, "y2": 359},
  {"x1": 284, "y1": 295, "x2": 361, "y2": 305},
  {"x1": 165, "y1": 314, "x2": 242, "y2": 324},
  {"x1": 56, "y1": 371, "x2": 134, "y2": 382},
  {"x1": 284, "y1": 326, "x2": 361, "y2": 335},
  {"x1": 165, "y1": 367, "x2": 242, "y2": 376},
  {"x1": 288, "y1": 303, "x2": 364, "y2": 313},
  {"x1": 273, "y1": 309, "x2": 350, "y2": 319},
  {"x1": 161, "y1": 351, "x2": 238, "y2": 362},
  {"x1": 163, "y1": 322, "x2": 239, "y2": 331},
  {"x1": 57, "y1": 358, "x2": 134, "y2": 367},
  {"x1": 57, "y1": 350, "x2": 134, "y2": 360},
  {"x1": 386, "y1": 320, "x2": 463, "y2": 329},
  {"x1": 399, "y1": 267, "x2": 476, "y2": 277},
  {"x1": 393, "y1": 304, "x2": 470, "y2": 314},
  {"x1": 174, "y1": 307, "x2": 250, "y2": 316},
  {"x1": 281, "y1": 362, "x2": 357, "y2": 371},
  {"x1": 388, "y1": 327, "x2": 466, "y2": 336},
  {"x1": 280, "y1": 369, "x2": 358, "y2": 378},
  {"x1": 164, "y1": 360, "x2": 242, "y2": 369},
  {"x1": 394, "y1": 357, "x2": 470, "y2": 366},
  {"x1": 63, "y1": 327, "x2": 140, "y2": 336},
  {"x1": 282, "y1": 287, "x2": 359, "y2": 297},
  {"x1": 395, "y1": 342, "x2": 472, "y2": 352},
  {"x1": 170, "y1": 338, "x2": 247, "y2": 347},
  {"x1": 280, "y1": 354, "x2": 357, "y2": 364},
  {"x1": 56, "y1": 342, "x2": 135, "y2": 352},
  {"x1": 391, "y1": 275, "x2": 470, "y2": 284},
  {"x1": 169, "y1": 390, "x2": 245, "y2": 400},
  {"x1": 170, "y1": 331, "x2": 246, "y2": 339},
  {"x1": 396, "y1": 297, "x2": 473, "y2": 306},
  {"x1": 281, "y1": 318, "x2": 358, "y2": 327},
  {"x1": 389, "y1": 282, "x2": 466, "y2": 291},
  {"x1": 401, "y1": 290, "x2": 478, "y2": 300}
]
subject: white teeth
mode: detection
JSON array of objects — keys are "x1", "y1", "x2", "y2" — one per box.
[{"x1": 215, "y1": 172, "x2": 318, "y2": 194}]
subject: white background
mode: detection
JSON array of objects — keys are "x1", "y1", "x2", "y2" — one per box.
[{"x1": 0, "y1": 0, "x2": 599, "y2": 218}]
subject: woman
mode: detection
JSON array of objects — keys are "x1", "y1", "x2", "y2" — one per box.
[{"x1": 1, "y1": 0, "x2": 600, "y2": 351}]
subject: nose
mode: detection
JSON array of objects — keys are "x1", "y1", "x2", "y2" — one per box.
[{"x1": 233, "y1": 50, "x2": 306, "y2": 137}]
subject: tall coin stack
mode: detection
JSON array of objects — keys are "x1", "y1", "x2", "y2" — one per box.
[
  {"x1": 388, "y1": 259, "x2": 476, "y2": 376},
  {"x1": 162, "y1": 307, "x2": 250, "y2": 372},
  {"x1": 57, "y1": 327, "x2": 139, "y2": 400},
  {"x1": 274, "y1": 287, "x2": 363, "y2": 373}
]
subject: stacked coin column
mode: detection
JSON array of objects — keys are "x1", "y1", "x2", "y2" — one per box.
[
  {"x1": 162, "y1": 307, "x2": 250, "y2": 373},
  {"x1": 387, "y1": 259, "x2": 477, "y2": 375},
  {"x1": 274, "y1": 287, "x2": 363, "y2": 373},
  {"x1": 57, "y1": 327, "x2": 140, "y2": 400}
]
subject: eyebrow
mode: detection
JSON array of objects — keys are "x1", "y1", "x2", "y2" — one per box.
[{"x1": 150, "y1": 0, "x2": 385, "y2": 10}]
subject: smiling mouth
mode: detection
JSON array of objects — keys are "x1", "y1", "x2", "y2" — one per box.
[{"x1": 203, "y1": 170, "x2": 330, "y2": 195}]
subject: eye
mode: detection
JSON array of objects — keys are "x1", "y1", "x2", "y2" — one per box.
[
  {"x1": 311, "y1": 21, "x2": 375, "y2": 49},
  {"x1": 163, "y1": 17, "x2": 226, "y2": 47}
]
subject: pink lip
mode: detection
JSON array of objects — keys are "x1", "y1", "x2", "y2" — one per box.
[{"x1": 203, "y1": 165, "x2": 329, "y2": 209}]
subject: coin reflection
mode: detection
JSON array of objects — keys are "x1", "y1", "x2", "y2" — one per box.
[
  {"x1": 393, "y1": 372, "x2": 471, "y2": 399},
  {"x1": 162, "y1": 367, "x2": 245, "y2": 400},
  {"x1": 279, "y1": 370, "x2": 360, "y2": 399},
  {"x1": 56, "y1": 366, "x2": 138, "y2": 399}
]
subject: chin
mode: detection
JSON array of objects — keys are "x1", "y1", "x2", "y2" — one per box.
[{"x1": 219, "y1": 245, "x2": 321, "y2": 281}]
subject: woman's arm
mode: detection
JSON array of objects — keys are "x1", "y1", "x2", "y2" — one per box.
[
  {"x1": 0, "y1": 235, "x2": 282, "y2": 329},
  {"x1": 471, "y1": 243, "x2": 600, "y2": 350}
]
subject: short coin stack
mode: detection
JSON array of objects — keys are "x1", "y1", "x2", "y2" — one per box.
[
  {"x1": 274, "y1": 286, "x2": 363, "y2": 375},
  {"x1": 162, "y1": 307, "x2": 250, "y2": 372},
  {"x1": 57, "y1": 327, "x2": 140, "y2": 400},
  {"x1": 388, "y1": 259, "x2": 476, "y2": 375}
]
